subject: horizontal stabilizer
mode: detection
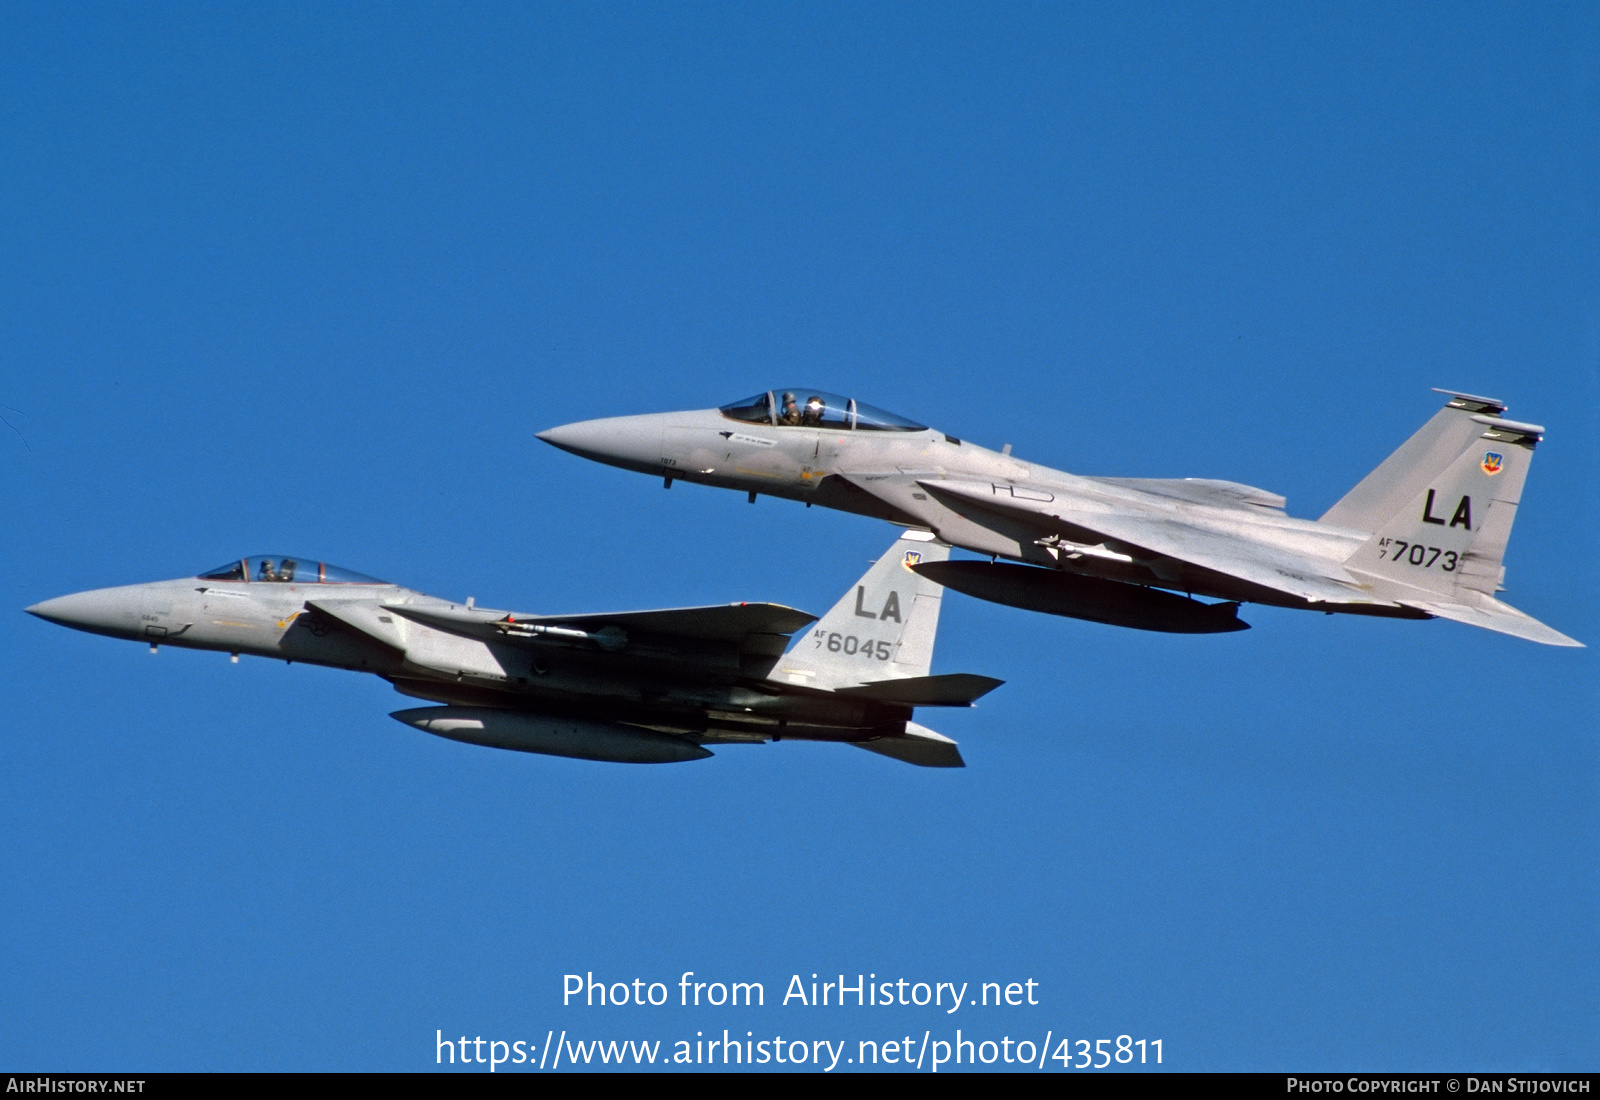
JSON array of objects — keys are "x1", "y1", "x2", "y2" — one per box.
[
  {"x1": 854, "y1": 722, "x2": 965, "y2": 767},
  {"x1": 1394, "y1": 595, "x2": 1583, "y2": 648},
  {"x1": 834, "y1": 672, "x2": 1005, "y2": 706}
]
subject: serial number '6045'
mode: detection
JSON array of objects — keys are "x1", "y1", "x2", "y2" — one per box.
[
  {"x1": 812, "y1": 631, "x2": 892, "y2": 660},
  {"x1": 1376, "y1": 538, "x2": 1459, "y2": 571}
]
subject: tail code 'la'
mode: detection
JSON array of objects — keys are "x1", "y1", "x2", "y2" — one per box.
[
  {"x1": 775, "y1": 534, "x2": 949, "y2": 690},
  {"x1": 1345, "y1": 412, "x2": 1543, "y2": 599},
  {"x1": 1320, "y1": 389, "x2": 1506, "y2": 532}
]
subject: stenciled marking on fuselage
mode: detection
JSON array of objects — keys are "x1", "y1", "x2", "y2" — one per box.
[
  {"x1": 853, "y1": 587, "x2": 903, "y2": 621},
  {"x1": 811, "y1": 631, "x2": 893, "y2": 660},
  {"x1": 1374, "y1": 538, "x2": 1459, "y2": 572},
  {"x1": 724, "y1": 433, "x2": 774, "y2": 448},
  {"x1": 1420, "y1": 490, "x2": 1472, "y2": 529}
]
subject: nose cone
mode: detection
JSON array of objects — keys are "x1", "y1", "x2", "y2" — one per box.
[
  {"x1": 26, "y1": 586, "x2": 148, "y2": 639},
  {"x1": 537, "y1": 412, "x2": 678, "y2": 474}
]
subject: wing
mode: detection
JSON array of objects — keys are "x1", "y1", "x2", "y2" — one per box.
[
  {"x1": 918, "y1": 478, "x2": 1377, "y2": 606},
  {"x1": 1080, "y1": 476, "x2": 1287, "y2": 514},
  {"x1": 504, "y1": 604, "x2": 817, "y2": 641},
  {"x1": 386, "y1": 601, "x2": 817, "y2": 645}
]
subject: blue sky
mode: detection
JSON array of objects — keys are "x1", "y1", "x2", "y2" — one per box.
[{"x1": 2, "y1": 1, "x2": 1595, "y2": 1072}]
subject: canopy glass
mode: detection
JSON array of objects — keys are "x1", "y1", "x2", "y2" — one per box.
[
  {"x1": 719, "y1": 389, "x2": 927, "y2": 432},
  {"x1": 197, "y1": 556, "x2": 387, "y2": 584}
]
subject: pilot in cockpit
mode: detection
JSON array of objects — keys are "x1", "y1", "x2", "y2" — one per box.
[
  {"x1": 779, "y1": 392, "x2": 800, "y2": 425},
  {"x1": 257, "y1": 559, "x2": 278, "y2": 582},
  {"x1": 802, "y1": 395, "x2": 825, "y2": 426}
]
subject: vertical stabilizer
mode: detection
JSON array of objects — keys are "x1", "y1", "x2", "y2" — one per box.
[
  {"x1": 774, "y1": 534, "x2": 950, "y2": 690},
  {"x1": 1319, "y1": 390, "x2": 1506, "y2": 531},
  {"x1": 1345, "y1": 415, "x2": 1542, "y2": 598}
]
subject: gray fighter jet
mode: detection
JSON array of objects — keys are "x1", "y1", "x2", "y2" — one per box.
[
  {"x1": 539, "y1": 388, "x2": 1580, "y2": 646},
  {"x1": 26, "y1": 535, "x2": 1000, "y2": 767}
]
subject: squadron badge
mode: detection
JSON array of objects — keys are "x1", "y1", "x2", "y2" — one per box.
[{"x1": 1482, "y1": 451, "x2": 1504, "y2": 476}]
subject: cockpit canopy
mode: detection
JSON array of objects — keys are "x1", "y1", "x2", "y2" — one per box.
[
  {"x1": 719, "y1": 389, "x2": 928, "y2": 432},
  {"x1": 197, "y1": 556, "x2": 387, "y2": 585}
]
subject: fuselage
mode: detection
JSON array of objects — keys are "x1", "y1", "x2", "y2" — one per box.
[
  {"x1": 25, "y1": 555, "x2": 917, "y2": 745},
  {"x1": 538, "y1": 391, "x2": 1373, "y2": 610}
]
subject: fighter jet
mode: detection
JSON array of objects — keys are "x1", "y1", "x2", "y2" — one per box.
[
  {"x1": 25, "y1": 535, "x2": 1000, "y2": 767},
  {"x1": 539, "y1": 388, "x2": 1580, "y2": 646}
]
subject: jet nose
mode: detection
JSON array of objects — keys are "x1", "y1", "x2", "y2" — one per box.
[
  {"x1": 534, "y1": 422, "x2": 581, "y2": 450},
  {"x1": 536, "y1": 417, "x2": 624, "y2": 457},
  {"x1": 26, "y1": 593, "x2": 96, "y2": 627},
  {"x1": 25, "y1": 587, "x2": 145, "y2": 637},
  {"x1": 537, "y1": 414, "x2": 668, "y2": 473}
]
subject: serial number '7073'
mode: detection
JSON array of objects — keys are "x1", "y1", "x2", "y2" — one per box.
[
  {"x1": 1376, "y1": 538, "x2": 1458, "y2": 571},
  {"x1": 812, "y1": 631, "x2": 892, "y2": 660}
]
